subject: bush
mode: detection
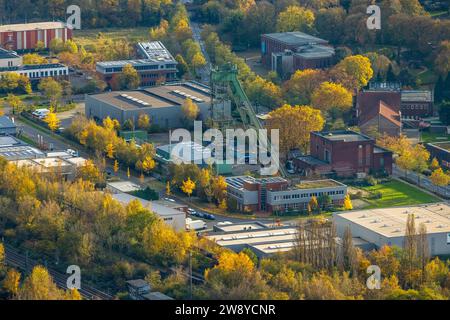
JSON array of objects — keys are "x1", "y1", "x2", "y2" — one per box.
[
  {"x1": 365, "y1": 176, "x2": 378, "y2": 186},
  {"x1": 369, "y1": 191, "x2": 383, "y2": 200}
]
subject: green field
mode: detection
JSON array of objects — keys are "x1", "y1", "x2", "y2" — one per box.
[
  {"x1": 73, "y1": 28, "x2": 150, "y2": 48},
  {"x1": 420, "y1": 131, "x2": 450, "y2": 143},
  {"x1": 361, "y1": 180, "x2": 440, "y2": 209}
]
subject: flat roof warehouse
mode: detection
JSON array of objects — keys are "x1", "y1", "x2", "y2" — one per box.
[{"x1": 88, "y1": 82, "x2": 211, "y2": 111}]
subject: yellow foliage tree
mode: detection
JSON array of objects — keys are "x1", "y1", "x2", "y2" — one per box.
[
  {"x1": 17, "y1": 266, "x2": 67, "y2": 300},
  {"x1": 266, "y1": 104, "x2": 325, "y2": 154},
  {"x1": 311, "y1": 82, "x2": 353, "y2": 112},
  {"x1": 105, "y1": 143, "x2": 115, "y2": 159},
  {"x1": 113, "y1": 160, "x2": 119, "y2": 174},
  {"x1": 334, "y1": 55, "x2": 374, "y2": 89},
  {"x1": 181, "y1": 177, "x2": 196, "y2": 198},
  {"x1": 276, "y1": 5, "x2": 315, "y2": 32},
  {"x1": 430, "y1": 168, "x2": 450, "y2": 189},
  {"x1": 3, "y1": 269, "x2": 21, "y2": 296},
  {"x1": 430, "y1": 158, "x2": 440, "y2": 171},
  {"x1": 343, "y1": 194, "x2": 353, "y2": 210},
  {"x1": 181, "y1": 98, "x2": 200, "y2": 121},
  {"x1": 44, "y1": 107, "x2": 61, "y2": 132}
]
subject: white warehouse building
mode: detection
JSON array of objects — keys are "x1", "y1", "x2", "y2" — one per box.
[{"x1": 333, "y1": 203, "x2": 450, "y2": 256}]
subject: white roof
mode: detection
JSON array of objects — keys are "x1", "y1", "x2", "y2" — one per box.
[
  {"x1": 0, "y1": 21, "x2": 67, "y2": 32},
  {"x1": 112, "y1": 193, "x2": 184, "y2": 217}
]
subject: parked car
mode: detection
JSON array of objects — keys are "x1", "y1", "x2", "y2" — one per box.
[
  {"x1": 204, "y1": 214, "x2": 216, "y2": 220},
  {"x1": 32, "y1": 108, "x2": 50, "y2": 119}
]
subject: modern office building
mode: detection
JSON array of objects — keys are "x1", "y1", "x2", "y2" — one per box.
[
  {"x1": 0, "y1": 21, "x2": 72, "y2": 51},
  {"x1": 294, "y1": 131, "x2": 393, "y2": 178},
  {"x1": 261, "y1": 32, "x2": 335, "y2": 78},
  {"x1": 96, "y1": 41, "x2": 178, "y2": 88},
  {"x1": 85, "y1": 81, "x2": 211, "y2": 128},
  {"x1": 225, "y1": 176, "x2": 347, "y2": 214},
  {"x1": 333, "y1": 203, "x2": 450, "y2": 256}
]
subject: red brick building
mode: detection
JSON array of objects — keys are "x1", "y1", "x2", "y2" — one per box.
[
  {"x1": 294, "y1": 131, "x2": 393, "y2": 178},
  {"x1": 0, "y1": 22, "x2": 72, "y2": 51},
  {"x1": 356, "y1": 91, "x2": 402, "y2": 137},
  {"x1": 261, "y1": 32, "x2": 334, "y2": 78}
]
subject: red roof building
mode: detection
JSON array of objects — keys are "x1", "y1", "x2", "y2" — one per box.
[{"x1": 356, "y1": 91, "x2": 402, "y2": 137}]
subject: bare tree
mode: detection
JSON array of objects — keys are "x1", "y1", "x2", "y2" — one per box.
[{"x1": 403, "y1": 214, "x2": 418, "y2": 287}]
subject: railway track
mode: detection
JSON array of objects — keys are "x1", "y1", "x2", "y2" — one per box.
[{"x1": 4, "y1": 244, "x2": 113, "y2": 300}]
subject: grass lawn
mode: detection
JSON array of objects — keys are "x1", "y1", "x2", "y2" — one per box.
[
  {"x1": 361, "y1": 180, "x2": 440, "y2": 209},
  {"x1": 74, "y1": 28, "x2": 149, "y2": 48},
  {"x1": 420, "y1": 131, "x2": 450, "y2": 143}
]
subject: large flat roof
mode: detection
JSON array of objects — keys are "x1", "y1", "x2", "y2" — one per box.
[
  {"x1": 89, "y1": 82, "x2": 211, "y2": 111},
  {"x1": 263, "y1": 32, "x2": 328, "y2": 46},
  {"x1": 295, "y1": 44, "x2": 335, "y2": 59},
  {"x1": 334, "y1": 203, "x2": 450, "y2": 237},
  {"x1": 313, "y1": 130, "x2": 373, "y2": 142},
  {"x1": 225, "y1": 176, "x2": 287, "y2": 190},
  {"x1": 401, "y1": 90, "x2": 433, "y2": 103},
  {"x1": 0, "y1": 21, "x2": 67, "y2": 32},
  {"x1": 112, "y1": 193, "x2": 184, "y2": 217}
]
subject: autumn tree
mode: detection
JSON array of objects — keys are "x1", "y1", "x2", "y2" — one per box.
[
  {"x1": 166, "y1": 181, "x2": 171, "y2": 195},
  {"x1": 276, "y1": 6, "x2": 315, "y2": 32},
  {"x1": 311, "y1": 82, "x2": 353, "y2": 113},
  {"x1": 117, "y1": 64, "x2": 140, "y2": 90},
  {"x1": 266, "y1": 104, "x2": 325, "y2": 154},
  {"x1": 343, "y1": 194, "x2": 353, "y2": 210},
  {"x1": 22, "y1": 53, "x2": 48, "y2": 65},
  {"x1": 403, "y1": 214, "x2": 419, "y2": 288},
  {"x1": 5, "y1": 94, "x2": 24, "y2": 115},
  {"x1": 430, "y1": 168, "x2": 450, "y2": 191},
  {"x1": 44, "y1": 107, "x2": 61, "y2": 132},
  {"x1": 0, "y1": 242, "x2": 4, "y2": 267},
  {"x1": 181, "y1": 98, "x2": 200, "y2": 121},
  {"x1": 430, "y1": 158, "x2": 440, "y2": 171},
  {"x1": 283, "y1": 69, "x2": 327, "y2": 105},
  {"x1": 435, "y1": 41, "x2": 450, "y2": 76},
  {"x1": 332, "y1": 55, "x2": 374, "y2": 90},
  {"x1": 3, "y1": 269, "x2": 21, "y2": 297},
  {"x1": 38, "y1": 78, "x2": 63, "y2": 109},
  {"x1": 181, "y1": 177, "x2": 196, "y2": 198},
  {"x1": 137, "y1": 114, "x2": 151, "y2": 131},
  {"x1": 16, "y1": 266, "x2": 67, "y2": 300}
]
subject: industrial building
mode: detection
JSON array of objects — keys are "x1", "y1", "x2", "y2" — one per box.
[
  {"x1": 0, "y1": 21, "x2": 72, "y2": 51},
  {"x1": 261, "y1": 32, "x2": 335, "y2": 78},
  {"x1": 0, "y1": 136, "x2": 44, "y2": 160},
  {"x1": 96, "y1": 41, "x2": 178, "y2": 88},
  {"x1": 155, "y1": 141, "x2": 232, "y2": 175},
  {"x1": 0, "y1": 116, "x2": 17, "y2": 136},
  {"x1": 226, "y1": 176, "x2": 347, "y2": 214},
  {"x1": 294, "y1": 130, "x2": 393, "y2": 178},
  {"x1": 206, "y1": 222, "x2": 299, "y2": 257},
  {"x1": 85, "y1": 81, "x2": 211, "y2": 128},
  {"x1": 333, "y1": 203, "x2": 450, "y2": 256}
]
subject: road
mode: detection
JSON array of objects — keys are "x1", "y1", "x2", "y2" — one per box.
[
  {"x1": 4, "y1": 243, "x2": 112, "y2": 300},
  {"x1": 189, "y1": 20, "x2": 212, "y2": 84}
]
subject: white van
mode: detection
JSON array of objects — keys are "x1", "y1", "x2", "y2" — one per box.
[{"x1": 32, "y1": 108, "x2": 50, "y2": 119}]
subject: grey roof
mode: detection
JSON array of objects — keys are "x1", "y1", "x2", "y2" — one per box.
[
  {"x1": 142, "y1": 292, "x2": 174, "y2": 300},
  {"x1": 313, "y1": 131, "x2": 372, "y2": 142},
  {"x1": 295, "y1": 44, "x2": 335, "y2": 59},
  {"x1": 226, "y1": 176, "x2": 287, "y2": 189},
  {"x1": 263, "y1": 31, "x2": 328, "y2": 46},
  {"x1": 0, "y1": 48, "x2": 19, "y2": 59},
  {"x1": 401, "y1": 90, "x2": 433, "y2": 103},
  {"x1": 0, "y1": 136, "x2": 44, "y2": 161},
  {"x1": 126, "y1": 279, "x2": 150, "y2": 289},
  {"x1": 0, "y1": 116, "x2": 16, "y2": 129}
]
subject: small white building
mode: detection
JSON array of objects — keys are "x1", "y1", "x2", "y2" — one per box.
[{"x1": 112, "y1": 192, "x2": 185, "y2": 231}]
